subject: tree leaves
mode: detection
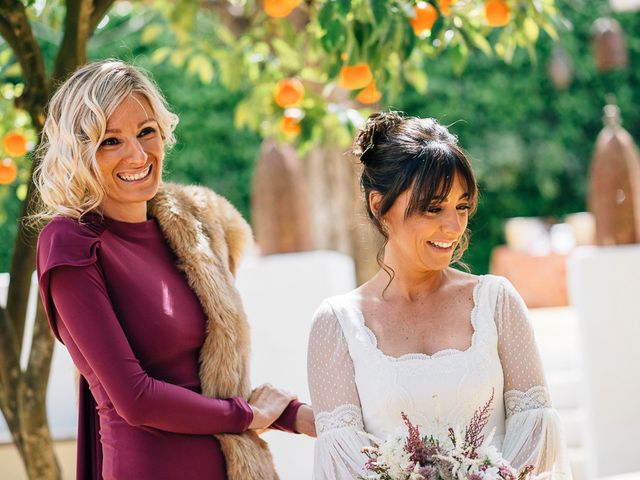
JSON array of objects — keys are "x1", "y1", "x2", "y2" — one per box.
[{"x1": 151, "y1": 0, "x2": 564, "y2": 150}]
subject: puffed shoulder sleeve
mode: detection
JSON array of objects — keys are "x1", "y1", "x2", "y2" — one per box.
[{"x1": 36, "y1": 217, "x2": 102, "y2": 342}]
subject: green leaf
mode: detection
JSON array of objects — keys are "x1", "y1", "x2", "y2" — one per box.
[
  {"x1": 369, "y1": 0, "x2": 386, "y2": 24},
  {"x1": 141, "y1": 24, "x2": 163, "y2": 44},
  {"x1": 170, "y1": 49, "x2": 189, "y2": 68},
  {"x1": 401, "y1": 18, "x2": 416, "y2": 59},
  {"x1": 272, "y1": 38, "x2": 301, "y2": 71},
  {"x1": 322, "y1": 21, "x2": 346, "y2": 53},
  {"x1": 540, "y1": 20, "x2": 559, "y2": 41},
  {"x1": 450, "y1": 41, "x2": 468, "y2": 75},
  {"x1": 430, "y1": 14, "x2": 445, "y2": 40},
  {"x1": 0, "y1": 48, "x2": 13, "y2": 65},
  {"x1": 404, "y1": 64, "x2": 428, "y2": 94},
  {"x1": 336, "y1": 0, "x2": 352, "y2": 16},
  {"x1": 150, "y1": 47, "x2": 172, "y2": 64},
  {"x1": 16, "y1": 183, "x2": 27, "y2": 201},
  {"x1": 523, "y1": 17, "x2": 539, "y2": 43},
  {"x1": 318, "y1": 1, "x2": 335, "y2": 31},
  {"x1": 215, "y1": 23, "x2": 236, "y2": 46},
  {"x1": 467, "y1": 31, "x2": 493, "y2": 56}
]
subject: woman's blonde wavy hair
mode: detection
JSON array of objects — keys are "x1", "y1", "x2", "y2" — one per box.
[{"x1": 33, "y1": 59, "x2": 179, "y2": 221}]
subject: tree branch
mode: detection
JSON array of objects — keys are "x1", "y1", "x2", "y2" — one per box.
[
  {"x1": 0, "y1": 305, "x2": 25, "y2": 451},
  {"x1": 200, "y1": 0, "x2": 251, "y2": 38},
  {"x1": 25, "y1": 302, "x2": 55, "y2": 400},
  {"x1": 52, "y1": 0, "x2": 93, "y2": 84},
  {"x1": 89, "y1": 0, "x2": 115, "y2": 35},
  {"x1": 0, "y1": 0, "x2": 49, "y2": 128}
]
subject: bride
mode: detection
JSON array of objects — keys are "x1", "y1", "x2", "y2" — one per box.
[{"x1": 307, "y1": 112, "x2": 570, "y2": 479}]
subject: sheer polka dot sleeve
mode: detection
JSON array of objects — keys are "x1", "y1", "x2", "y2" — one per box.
[
  {"x1": 307, "y1": 301, "x2": 370, "y2": 479},
  {"x1": 495, "y1": 278, "x2": 571, "y2": 478}
]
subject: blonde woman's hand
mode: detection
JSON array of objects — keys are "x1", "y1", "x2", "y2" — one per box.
[{"x1": 248, "y1": 383, "x2": 296, "y2": 431}]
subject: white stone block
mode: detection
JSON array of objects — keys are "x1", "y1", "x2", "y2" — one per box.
[{"x1": 567, "y1": 245, "x2": 640, "y2": 478}]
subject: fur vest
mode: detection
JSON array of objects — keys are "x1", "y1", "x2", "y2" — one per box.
[{"x1": 148, "y1": 183, "x2": 279, "y2": 480}]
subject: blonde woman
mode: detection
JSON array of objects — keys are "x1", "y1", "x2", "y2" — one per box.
[{"x1": 35, "y1": 60, "x2": 314, "y2": 480}]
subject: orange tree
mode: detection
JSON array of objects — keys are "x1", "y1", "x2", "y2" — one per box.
[
  {"x1": 0, "y1": 1, "x2": 561, "y2": 478},
  {"x1": 148, "y1": 0, "x2": 561, "y2": 152}
]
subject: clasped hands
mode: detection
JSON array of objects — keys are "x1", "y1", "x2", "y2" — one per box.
[{"x1": 248, "y1": 383, "x2": 316, "y2": 437}]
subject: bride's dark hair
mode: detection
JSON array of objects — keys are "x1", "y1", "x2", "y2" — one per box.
[{"x1": 353, "y1": 111, "x2": 478, "y2": 280}]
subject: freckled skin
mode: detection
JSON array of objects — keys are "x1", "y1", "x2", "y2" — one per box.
[
  {"x1": 361, "y1": 174, "x2": 477, "y2": 357},
  {"x1": 377, "y1": 174, "x2": 471, "y2": 276}
]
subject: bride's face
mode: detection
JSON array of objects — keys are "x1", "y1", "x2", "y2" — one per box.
[{"x1": 381, "y1": 173, "x2": 471, "y2": 272}]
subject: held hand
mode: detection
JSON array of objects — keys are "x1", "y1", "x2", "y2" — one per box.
[
  {"x1": 248, "y1": 383, "x2": 296, "y2": 431},
  {"x1": 294, "y1": 404, "x2": 316, "y2": 438}
]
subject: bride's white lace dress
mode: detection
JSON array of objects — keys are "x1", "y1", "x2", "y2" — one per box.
[{"x1": 308, "y1": 274, "x2": 570, "y2": 479}]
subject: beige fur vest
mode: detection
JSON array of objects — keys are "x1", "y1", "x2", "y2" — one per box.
[{"x1": 148, "y1": 183, "x2": 279, "y2": 480}]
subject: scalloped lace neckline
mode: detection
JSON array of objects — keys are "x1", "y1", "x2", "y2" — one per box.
[{"x1": 351, "y1": 275, "x2": 485, "y2": 362}]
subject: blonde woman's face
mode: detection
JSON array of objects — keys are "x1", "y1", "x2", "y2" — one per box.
[{"x1": 96, "y1": 94, "x2": 164, "y2": 222}]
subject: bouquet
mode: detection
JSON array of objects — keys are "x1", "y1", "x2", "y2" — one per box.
[{"x1": 360, "y1": 391, "x2": 535, "y2": 480}]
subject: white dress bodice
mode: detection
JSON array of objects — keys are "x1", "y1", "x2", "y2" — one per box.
[
  {"x1": 307, "y1": 274, "x2": 570, "y2": 479},
  {"x1": 327, "y1": 275, "x2": 505, "y2": 445}
]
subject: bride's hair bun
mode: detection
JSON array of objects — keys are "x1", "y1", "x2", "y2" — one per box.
[{"x1": 352, "y1": 111, "x2": 404, "y2": 163}]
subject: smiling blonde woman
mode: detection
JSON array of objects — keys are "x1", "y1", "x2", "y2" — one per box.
[{"x1": 34, "y1": 60, "x2": 315, "y2": 480}]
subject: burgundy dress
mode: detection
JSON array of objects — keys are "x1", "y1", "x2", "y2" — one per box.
[{"x1": 37, "y1": 215, "x2": 300, "y2": 480}]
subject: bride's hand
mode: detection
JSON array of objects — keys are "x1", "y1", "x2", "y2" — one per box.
[
  {"x1": 248, "y1": 383, "x2": 296, "y2": 431},
  {"x1": 294, "y1": 404, "x2": 316, "y2": 437}
]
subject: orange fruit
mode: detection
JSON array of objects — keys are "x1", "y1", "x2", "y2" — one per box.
[
  {"x1": 356, "y1": 82, "x2": 382, "y2": 104},
  {"x1": 273, "y1": 79, "x2": 304, "y2": 108},
  {"x1": 439, "y1": 0, "x2": 453, "y2": 15},
  {"x1": 411, "y1": 2, "x2": 439, "y2": 35},
  {"x1": 3, "y1": 131, "x2": 28, "y2": 157},
  {"x1": 339, "y1": 64, "x2": 373, "y2": 90},
  {"x1": 0, "y1": 158, "x2": 18, "y2": 185},
  {"x1": 280, "y1": 115, "x2": 301, "y2": 136},
  {"x1": 485, "y1": 0, "x2": 510, "y2": 27},
  {"x1": 264, "y1": 0, "x2": 300, "y2": 18}
]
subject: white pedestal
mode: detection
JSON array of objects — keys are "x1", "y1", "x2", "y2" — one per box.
[
  {"x1": 236, "y1": 250, "x2": 356, "y2": 480},
  {"x1": 567, "y1": 245, "x2": 640, "y2": 478}
]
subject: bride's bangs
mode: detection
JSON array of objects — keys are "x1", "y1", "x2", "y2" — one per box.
[{"x1": 405, "y1": 144, "x2": 477, "y2": 219}]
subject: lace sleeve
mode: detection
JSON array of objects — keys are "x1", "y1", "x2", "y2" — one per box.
[
  {"x1": 308, "y1": 301, "x2": 369, "y2": 479},
  {"x1": 496, "y1": 278, "x2": 571, "y2": 478}
]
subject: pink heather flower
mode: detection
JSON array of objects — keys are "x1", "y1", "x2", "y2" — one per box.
[
  {"x1": 418, "y1": 464, "x2": 438, "y2": 480},
  {"x1": 498, "y1": 464, "x2": 517, "y2": 480},
  {"x1": 464, "y1": 389, "x2": 495, "y2": 454},
  {"x1": 401, "y1": 412, "x2": 445, "y2": 466}
]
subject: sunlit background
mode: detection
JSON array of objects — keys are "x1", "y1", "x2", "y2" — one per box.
[{"x1": 1, "y1": 0, "x2": 639, "y2": 478}]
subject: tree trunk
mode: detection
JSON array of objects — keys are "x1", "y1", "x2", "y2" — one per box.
[{"x1": 0, "y1": 0, "x2": 114, "y2": 477}]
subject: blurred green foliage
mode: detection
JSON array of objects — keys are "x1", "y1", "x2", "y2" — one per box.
[
  {"x1": 398, "y1": 0, "x2": 640, "y2": 272},
  {"x1": 0, "y1": 0, "x2": 638, "y2": 275}
]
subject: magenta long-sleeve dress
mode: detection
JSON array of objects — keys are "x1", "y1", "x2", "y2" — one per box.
[{"x1": 37, "y1": 215, "x2": 300, "y2": 480}]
